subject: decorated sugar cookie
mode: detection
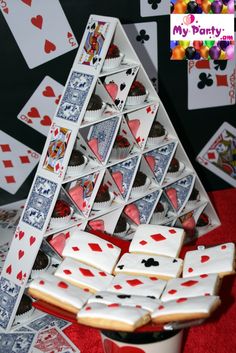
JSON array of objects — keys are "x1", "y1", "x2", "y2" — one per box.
[{"x1": 129, "y1": 224, "x2": 185, "y2": 258}]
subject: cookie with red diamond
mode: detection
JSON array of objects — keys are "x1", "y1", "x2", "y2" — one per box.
[
  {"x1": 54, "y1": 257, "x2": 114, "y2": 293},
  {"x1": 151, "y1": 295, "x2": 221, "y2": 324},
  {"x1": 182, "y1": 243, "x2": 235, "y2": 278},
  {"x1": 50, "y1": 199, "x2": 73, "y2": 229},
  {"x1": 160, "y1": 273, "x2": 220, "y2": 302},
  {"x1": 126, "y1": 80, "x2": 148, "y2": 106},
  {"x1": 28, "y1": 272, "x2": 91, "y2": 314},
  {"x1": 62, "y1": 229, "x2": 121, "y2": 274},
  {"x1": 103, "y1": 43, "x2": 124, "y2": 71},
  {"x1": 129, "y1": 224, "x2": 185, "y2": 258}
]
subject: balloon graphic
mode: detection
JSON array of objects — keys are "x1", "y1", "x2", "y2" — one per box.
[
  {"x1": 187, "y1": 0, "x2": 199, "y2": 12},
  {"x1": 211, "y1": 0, "x2": 223, "y2": 13},
  {"x1": 173, "y1": 1, "x2": 187, "y2": 13},
  {"x1": 193, "y1": 40, "x2": 203, "y2": 50},
  {"x1": 199, "y1": 45, "x2": 210, "y2": 59},
  {"x1": 171, "y1": 45, "x2": 185, "y2": 60},
  {"x1": 179, "y1": 40, "x2": 190, "y2": 49},
  {"x1": 209, "y1": 45, "x2": 221, "y2": 59},
  {"x1": 202, "y1": 0, "x2": 211, "y2": 12},
  {"x1": 204, "y1": 40, "x2": 215, "y2": 48},
  {"x1": 218, "y1": 41, "x2": 230, "y2": 50},
  {"x1": 225, "y1": 44, "x2": 234, "y2": 60},
  {"x1": 227, "y1": 0, "x2": 234, "y2": 13},
  {"x1": 185, "y1": 46, "x2": 196, "y2": 59}
]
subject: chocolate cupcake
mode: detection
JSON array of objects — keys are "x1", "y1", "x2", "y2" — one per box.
[
  {"x1": 111, "y1": 135, "x2": 132, "y2": 160},
  {"x1": 114, "y1": 216, "x2": 130, "y2": 239},
  {"x1": 66, "y1": 149, "x2": 87, "y2": 176},
  {"x1": 132, "y1": 171, "x2": 150, "y2": 196},
  {"x1": 84, "y1": 93, "x2": 106, "y2": 122},
  {"x1": 15, "y1": 294, "x2": 34, "y2": 322},
  {"x1": 151, "y1": 202, "x2": 166, "y2": 223},
  {"x1": 126, "y1": 80, "x2": 148, "y2": 106},
  {"x1": 93, "y1": 185, "x2": 114, "y2": 210},
  {"x1": 147, "y1": 121, "x2": 167, "y2": 147},
  {"x1": 167, "y1": 157, "x2": 185, "y2": 178},
  {"x1": 50, "y1": 199, "x2": 73, "y2": 229},
  {"x1": 103, "y1": 43, "x2": 124, "y2": 71},
  {"x1": 31, "y1": 250, "x2": 50, "y2": 278},
  {"x1": 196, "y1": 212, "x2": 210, "y2": 227}
]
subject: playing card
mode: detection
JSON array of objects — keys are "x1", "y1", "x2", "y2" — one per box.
[
  {"x1": 33, "y1": 326, "x2": 78, "y2": 353},
  {"x1": 0, "y1": 131, "x2": 40, "y2": 194},
  {"x1": 0, "y1": 243, "x2": 9, "y2": 272},
  {"x1": 196, "y1": 122, "x2": 236, "y2": 187},
  {"x1": 124, "y1": 22, "x2": 158, "y2": 90},
  {"x1": 0, "y1": 331, "x2": 36, "y2": 353},
  {"x1": 17, "y1": 76, "x2": 64, "y2": 136},
  {"x1": 27, "y1": 314, "x2": 70, "y2": 331},
  {"x1": 140, "y1": 0, "x2": 170, "y2": 17},
  {"x1": 188, "y1": 59, "x2": 236, "y2": 109},
  {"x1": 0, "y1": 199, "x2": 25, "y2": 233},
  {"x1": 0, "y1": 0, "x2": 78, "y2": 68},
  {"x1": 0, "y1": 276, "x2": 21, "y2": 330},
  {"x1": 128, "y1": 190, "x2": 160, "y2": 225}
]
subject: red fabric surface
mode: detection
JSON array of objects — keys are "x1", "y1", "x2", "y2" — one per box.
[{"x1": 61, "y1": 188, "x2": 236, "y2": 353}]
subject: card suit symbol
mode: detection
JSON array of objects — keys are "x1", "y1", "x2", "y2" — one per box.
[
  {"x1": 39, "y1": 280, "x2": 45, "y2": 285},
  {"x1": 6, "y1": 265, "x2": 12, "y2": 274},
  {"x1": 112, "y1": 171, "x2": 124, "y2": 193},
  {"x1": 44, "y1": 39, "x2": 56, "y2": 54},
  {"x1": 67, "y1": 32, "x2": 73, "y2": 38},
  {"x1": 200, "y1": 274, "x2": 208, "y2": 278},
  {"x1": 148, "y1": 0, "x2": 162, "y2": 10},
  {"x1": 197, "y1": 73, "x2": 213, "y2": 89},
  {"x1": 92, "y1": 56, "x2": 98, "y2": 64},
  {"x1": 72, "y1": 246, "x2": 80, "y2": 251},
  {"x1": 166, "y1": 188, "x2": 178, "y2": 209},
  {"x1": 124, "y1": 204, "x2": 140, "y2": 225},
  {"x1": 176, "y1": 298, "x2": 188, "y2": 303},
  {"x1": 3, "y1": 8, "x2": 9, "y2": 14},
  {"x1": 145, "y1": 155, "x2": 155, "y2": 171},
  {"x1": 213, "y1": 60, "x2": 227, "y2": 71},
  {"x1": 126, "y1": 68, "x2": 132, "y2": 75},
  {"x1": 21, "y1": 0, "x2": 32, "y2": 6},
  {"x1": 88, "y1": 243, "x2": 102, "y2": 252},
  {"x1": 28, "y1": 107, "x2": 40, "y2": 118},
  {"x1": 40, "y1": 115, "x2": 52, "y2": 126},
  {"x1": 196, "y1": 61, "x2": 211, "y2": 69},
  {"x1": 168, "y1": 289, "x2": 177, "y2": 295},
  {"x1": 151, "y1": 233, "x2": 166, "y2": 242},
  {"x1": 136, "y1": 29, "x2": 150, "y2": 44},
  {"x1": 188, "y1": 267, "x2": 193, "y2": 273},
  {"x1": 29, "y1": 236, "x2": 36, "y2": 246},
  {"x1": 91, "y1": 22, "x2": 96, "y2": 30},
  {"x1": 128, "y1": 119, "x2": 140, "y2": 138},
  {"x1": 18, "y1": 250, "x2": 24, "y2": 260},
  {"x1": 99, "y1": 272, "x2": 107, "y2": 276},
  {"x1": 58, "y1": 281, "x2": 68, "y2": 289},
  {"x1": 147, "y1": 295, "x2": 156, "y2": 299},
  {"x1": 63, "y1": 269, "x2": 72, "y2": 275},
  {"x1": 126, "y1": 279, "x2": 143, "y2": 286},
  {"x1": 141, "y1": 258, "x2": 159, "y2": 267},
  {"x1": 43, "y1": 85, "x2": 55, "y2": 97},
  {"x1": 79, "y1": 268, "x2": 94, "y2": 277},
  {"x1": 117, "y1": 265, "x2": 124, "y2": 270},
  {"x1": 17, "y1": 270, "x2": 23, "y2": 281},
  {"x1": 115, "y1": 98, "x2": 123, "y2": 107},
  {"x1": 31, "y1": 15, "x2": 43, "y2": 30},
  {"x1": 19, "y1": 231, "x2": 25, "y2": 240},
  {"x1": 120, "y1": 83, "x2": 126, "y2": 91},
  {"x1": 104, "y1": 339, "x2": 145, "y2": 353},
  {"x1": 221, "y1": 245, "x2": 227, "y2": 250},
  {"x1": 55, "y1": 95, "x2": 61, "y2": 105},
  {"x1": 216, "y1": 74, "x2": 228, "y2": 87},
  {"x1": 118, "y1": 294, "x2": 131, "y2": 299},
  {"x1": 201, "y1": 255, "x2": 210, "y2": 263},
  {"x1": 181, "y1": 280, "x2": 198, "y2": 287},
  {"x1": 105, "y1": 81, "x2": 118, "y2": 101}
]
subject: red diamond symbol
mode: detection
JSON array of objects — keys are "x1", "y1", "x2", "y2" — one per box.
[
  {"x1": 126, "y1": 279, "x2": 143, "y2": 286},
  {"x1": 146, "y1": 106, "x2": 151, "y2": 113},
  {"x1": 150, "y1": 277, "x2": 158, "y2": 281},
  {"x1": 89, "y1": 243, "x2": 102, "y2": 252},
  {"x1": 79, "y1": 268, "x2": 94, "y2": 277},
  {"x1": 169, "y1": 229, "x2": 176, "y2": 234},
  {"x1": 72, "y1": 246, "x2": 80, "y2": 251},
  {"x1": 0, "y1": 144, "x2": 11, "y2": 152},
  {"x1": 3, "y1": 160, "x2": 13, "y2": 168},
  {"x1": 181, "y1": 280, "x2": 198, "y2": 287},
  {"x1": 19, "y1": 156, "x2": 30, "y2": 164},
  {"x1": 114, "y1": 284, "x2": 122, "y2": 290},
  {"x1": 107, "y1": 243, "x2": 114, "y2": 249},
  {"x1": 55, "y1": 163, "x2": 60, "y2": 171},
  {"x1": 5, "y1": 176, "x2": 16, "y2": 184},
  {"x1": 63, "y1": 269, "x2": 72, "y2": 275},
  {"x1": 99, "y1": 272, "x2": 107, "y2": 277},
  {"x1": 54, "y1": 128, "x2": 59, "y2": 136},
  {"x1": 151, "y1": 233, "x2": 166, "y2": 242},
  {"x1": 207, "y1": 152, "x2": 216, "y2": 160},
  {"x1": 139, "y1": 240, "x2": 147, "y2": 246}
]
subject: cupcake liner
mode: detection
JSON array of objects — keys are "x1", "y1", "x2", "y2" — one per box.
[
  {"x1": 93, "y1": 192, "x2": 114, "y2": 211},
  {"x1": 30, "y1": 254, "x2": 51, "y2": 279},
  {"x1": 125, "y1": 91, "x2": 148, "y2": 106},
  {"x1": 66, "y1": 156, "x2": 87, "y2": 177},
  {"x1": 15, "y1": 306, "x2": 35, "y2": 323},
  {"x1": 131, "y1": 177, "x2": 151, "y2": 196},
  {"x1": 84, "y1": 102, "x2": 106, "y2": 122},
  {"x1": 103, "y1": 53, "x2": 124, "y2": 71},
  {"x1": 147, "y1": 131, "x2": 167, "y2": 147},
  {"x1": 113, "y1": 223, "x2": 130, "y2": 238},
  {"x1": 187, "y1": 195, "x2": 201, "y2": 208},
  {"x1": 166, "y1": 161, "x2": 185, "y2": 179},
  {"x1": 151, "y1": 210, "x2": 166, "y2": 224},
  {"x1": 110, "y1": 144, "x2": 133, "y2": 160},
  {"x1": 49, "y1": 207, "x2": 74, "y2": 229}
]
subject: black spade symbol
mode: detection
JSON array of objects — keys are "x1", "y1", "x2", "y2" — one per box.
[
  {"x1": 91, "y1": 23, "x2": 96, "y2": 30},
  {"x1": 95, "y1": 295, "x2": 103, "y2": 299},
  {"x1": 141, "y1": 258, "x2": 159, "y2": 267},
  {"x1": 117, "y1": 294, "x2": 131, "y2": 299},
  {"x1": 117, "y1": 264, "x2": 124, "y2": 270},
  {"x1": 173, "y1": 259, "x2": 178, "y2": 263},
  {"x1": 120, "y1": 83, "x2": 126, "y2": 91},
  {"x1": 93, "y1": 57, "x2": 98, "y2": 64},
  {"x1": 126, "y1": 68, "x2": 132, "y2": 75},
  {"x1": 147, "y1": 295, "x2": 156, "y2": 300}
]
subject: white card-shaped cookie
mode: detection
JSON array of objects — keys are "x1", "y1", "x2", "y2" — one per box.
[
  {"x1": 182, "y1": 243, "x2": 235, "y2": 278},
  {"x1": 28, "y1": 273, "x2": 91, "y2": 313},
  {"x1": 54, "y1": 257, "x2": 114, "y2": 293},
  {"x1": 114, "y1": 253, "x2": 183, "y2": 279},
  {"x1": 129, "y1": 224, "x2": 185, "y2": 258},
  {"x1": 88, "y1": 291, "x2": 161, "y2": 313},
  {"x1": 151, "y1": 295, "x2": 221, "y2": 323},
  {"x1": 62, "y1": 230, "x2": 121, "y2": 274},
  {"x1": 77, "y1": 302, "x2": 151, "y2": 331},
  {"x1": 106, "y1": 273, "x2": 167, "y2": 299},
  {"x1": 161, "y1": 273, "x2": 219, "y2": 302}
]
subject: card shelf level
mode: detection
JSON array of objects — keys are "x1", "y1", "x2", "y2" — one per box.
[{"x1": 0, "y1": 14, "x2": 220, "y2": 332}]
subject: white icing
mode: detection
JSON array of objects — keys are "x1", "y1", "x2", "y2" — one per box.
[
  {"x1": 29, "y1": 272, "x2": 91, "y2": 309},
  {"x1": 77, "y1": 302, "x2": 150, "y2": 325},
  {"x1": 87, "y1": 290, "x2": 161, "y2": 312},
  {"x1": 129, "y1": 224, "x2": 185, "y2": 258},
  {"x1": 114, "y1": 253, "x2": 183, "y2": 279},
  {"x1": 107, "y1": 273, "x2": 167, "y2": 298},
  {"x1": 54, "y1": 257, "x2": 114, "y2": 292},
  {"x1": 62, "y1": 229, "x2": 121, "y2": 274},
  {"x1": 161, "y1": 273, "x2": 219, "y2": 302},
  {"x1": 151, "y1": 295, "x2": 220, "y2": 319},
  {"x1": 182, "y1": 243, "x2": 235, "y2": 278}
]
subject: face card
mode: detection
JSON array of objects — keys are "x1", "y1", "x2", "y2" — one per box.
[
  {"x1": 0, "y1": 0, "x2": 78, "y2": 68},
  {"x1": 17, "y1": 76, "x2": 63, "y2": 136},
  {"x1": 0, "y1": 131, "x2": 40, "y2": 194},
  {"x1": 124, "y1": 22, "x2": 158, "y2": 90},
  {"x1": 188, "y1": 59, "x2": 236, "y2": 110},
  {"x1": 0, "y1": 199, "x2": 25, "y2": 233},
  {"x1": 0, "y1": 331, "x2": 36, "y2": 353},
  {"x1": 140, "y1": 0, "x2": 170, "y2": 17},
  {"x1": 0, "y1": 277, "x2": 21, "y2": 330},
  {"x1": 196, "y1": 122, "x2": 236, "y2": 187}
]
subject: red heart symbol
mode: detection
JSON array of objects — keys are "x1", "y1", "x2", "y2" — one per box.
[
  {"x1": 18, "y1": 250, "x2": 24, "y2": 259},
  {"x1": 201, "y1": 255, "x2": 210, "y2": 263},
  {"x1": 55, "y1": 95, "x2": 61, "y2": 105},
  {"x1": 104, "y1": 339, "x2": 145, "y2": 353},
  {"x1": 30, "y1": 236, "x2": 36, "y2": 246},
  {"x1": 67, "y1": 32, "x2": 73, "y2": 38},
  {"x1": 21, "y1": 0, "x2": 32, "y2": 6},
  {"x1": 43, "y1": 86, "x2": 55, "y2": 97},
  {"x1": 6, "y1": 265, "x2": 12, "y2": 274},
  {"x1": 41, "y1": 115, "x2": 52, "y2": 126},
  {"x1": 17, "y1": 271, "x2": 23, "y2": 281},
  {"x1": 44, "y1": 39, "x2": 56, "y2": 54},
  {"x1": 19, "y1": 231, "x2": 25, "y2": 240},
  {"x1": 28, "y1": 107, "x2": 40, "y2": 118},
  {"x1": 3, "y1": 7, "x2": 9, "y2": 14},
  {"x1": 31, "y1": 15, "x2": 43, "y2": 29}
]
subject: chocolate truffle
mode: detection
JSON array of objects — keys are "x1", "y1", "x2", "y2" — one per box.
[
  {"x1": 149, "y1": 121, "x2": 165, "y2": 138},
  {"x1": 189, "y1": 187, "x2": 199, "y2": 201},
  {"x1": 154, "y1": 202, "x2": 164, "y2": 214},
  {"x1": 16, "y1": 294, "x2": 33, "y2": 316},
  {"x1": 114, "y1": 135, "x2": 130, "y2": 148},
  {"x1": 128, "y1": 80, "x2": 146, "y2": 97},
  {"x1": 32, "y1": 250, "x2": 49, "y2": 271},
  {"x1": 52, "y1": 200, "x2": 71, "y2": 218},
  {"x1": 196, "y1": 213, "x2": 209, "y2": 227},
  {"x1": 87, "y1": 94, "x2": 103, "y2": 111},
  {"x1": 133, "y1": 171, "x2": 147, "y2": 188},
  {"x1": 106, "y1": 43, "x2": 120, "y2": 59},
  {"x1": 68, "y1": 150, "x2": 84, "y2": 167},
  {"x1": 114, "y1": 216, "x2": 127, "y2": 234},
  {"x1": 168, "y1": 158, "x2": 180, "y2": 173},
  {"x1": 94, "y1": 185, "x2": 110, "y2": 203}
]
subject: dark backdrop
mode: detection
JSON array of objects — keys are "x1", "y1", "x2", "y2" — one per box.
[{"x1": 0, "y1": 0, "x2": 235, "y2": 206}]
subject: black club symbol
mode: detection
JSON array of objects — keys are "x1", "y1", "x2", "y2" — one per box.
[
  {"x1": 136, "y1": 30, "x2": 150, "y2": 44},
  {"x1": 148, "y1": 0, "x2": 162, "y2": 10},
  {"x1": 197, "y1": 73, "x2": 213, "y2": 89}
]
